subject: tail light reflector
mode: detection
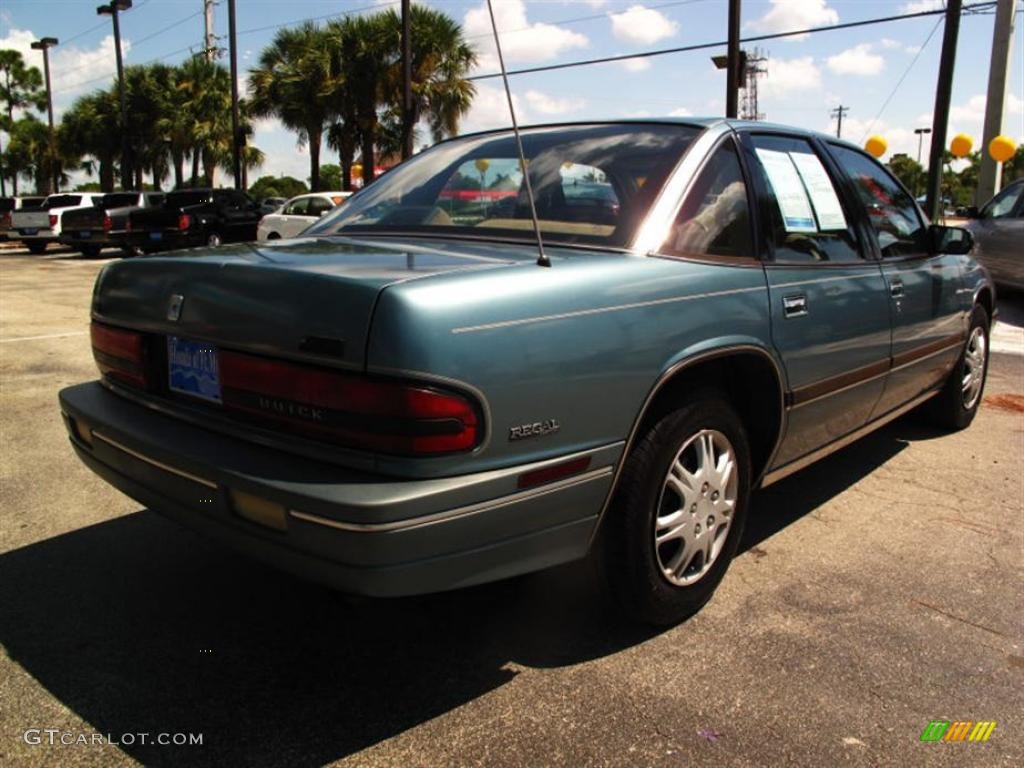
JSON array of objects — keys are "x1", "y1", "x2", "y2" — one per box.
[
  {"x1": 178, "y1": 213, "x2": 191, "y2": 231},
  {"x1": 103, "y1": 214, "x2": 113, "y2": 231},
  {"x1": 218, "y1": 351, "x2": 481, "y2": 455},
  {"x1": 49, "y1": 214, "x2": 58, "y2": 228},
  {"x1": 91, "y1": 321, "x2": 151, "y2": 389},
  {"x1": 1, "y1": 212, "x2": 10, "y2": 227}
]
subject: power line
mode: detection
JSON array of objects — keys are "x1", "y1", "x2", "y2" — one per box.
[{"x1": 467, "y1": 1, "x2": 997, "y2": 81}]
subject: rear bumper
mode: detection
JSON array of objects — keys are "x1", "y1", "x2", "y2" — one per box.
[
  {"x1": 59, "y1": 382, "x2": 616, "y2": 596},
  {"x1": 128, "y1": 230, "x2": 202, "y2": 251},
  {"x1": 60, "y1": 230, "x2": 129, "y2": 249}
]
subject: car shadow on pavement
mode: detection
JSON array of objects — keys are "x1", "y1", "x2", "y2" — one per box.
[{"x1": 0, "y1": 418, "x2": 925, "y2": 767}]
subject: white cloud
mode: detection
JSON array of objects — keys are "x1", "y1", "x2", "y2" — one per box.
[
  {"x1": 749, "y1": 0, "x2": 839, "y2": 40},
  {"x1": 459, "y1": 83, "x2": 526, "y2": 134},
  {"x1": 669, "y1": 107, "x2": 692, "y2": 117},
  {"x1": 621, "y1": 57, "x2": 651, "y2": 72},
  {"x1": 525, "y1": 90, "x2": 585, "y2": 116},
  {"x1": 902, "y1": 1, "x2": 946, "y2": 12},
  {"x1": 761, "y1": 56, "x2": 822, "y2": 99},
  {"x1": 826, "y1": 44, "x2": 885, "y2": 76},
  {"x1": 464, "y1": 0, "x2": 588, "y2": 71},
  {"x1": 609, "y1": 5, "x2": 679, "y2": 46},
  {"x1": 880, "y1": 38, "x2": 902, "y2": 49}
]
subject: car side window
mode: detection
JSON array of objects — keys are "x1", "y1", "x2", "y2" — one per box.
[
  {"x1": 980, "y1": 183, "x2": 1023, "y2": 219},
  {"x1": 829, "y1": 144, "x2": 929, "y2": 258},
  {"x1": 660, "y1": 138, "x2": 752, "y2": 260},
  {"x1": 284, "y1": 198, "x2": 309, "y2": 216},
  {"x1": 749, "y1": 135, "x2": 861, "y2": 263},
  {"x1": 148, "y1": 194, "x2": 164, "y2": 206},
  {"x1": 306, "y1": 197, "x2": 334, "y2": 216}
]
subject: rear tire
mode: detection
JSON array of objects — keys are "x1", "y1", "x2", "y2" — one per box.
[
  {"x1": 602, "y1": 392, "x2": 751, "y2": 626},
  {"x1": 924, "y1": 304, "x2": 990, "y2": 431},
  {"x1": 206, "y1": 232, "x2": 222, "y2": 247},
  {"x1": 25, "y1": 241, "x2": 47, "y2": 255},
  {"x1": 79, "y1": 244, "x2": 102, "y2": 258}
]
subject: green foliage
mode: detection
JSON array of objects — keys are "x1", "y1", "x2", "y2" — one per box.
[
  {"x1": 249, "y1": 175, "x2": 308, "y2": 200},
  {"x1": 887, "y1": 153, "x2": 925, "y2": 196},
  {"x1": 0, "y1": 49, "x2": 48, "y2": 193},
  {"x1": 316, "y1": 164, "x2": 342, "y2": 190}
]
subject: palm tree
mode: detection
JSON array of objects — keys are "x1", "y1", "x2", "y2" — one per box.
[
  {"x1": 248, "y1": 23, "x2": 333, "y2": 190},
  {"x1": 58, "y1": 90, "x2": 121, "y2": 191}
]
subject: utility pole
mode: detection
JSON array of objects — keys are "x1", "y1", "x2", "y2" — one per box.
[
  {"x1": 204, "y1": 0, "x2": 216, "y2": 61},
  {"x1": 97, "y1": 1, "x2": 132, "y2": 191},
  {"x1": 976, "y1": 0, "x2": 1017, "y2": 206},
  {"x1": 725, "y1": 0, "x2": 741, "y2": 118},
  {"x1": 30, "y1": 37, "x2": 58, "y2": 194},
  {"x1": 227, "y1": 0, "x2": 241, "y2": 189},
  {"x1": 925, "y1": 0, "x2": 962, "y2": 221},
  {"x1": 401, "y1": 0, "x2": 413, "y2": 159},
  {"x1": 830, "y1": 105, "x2": 849, "y2": 138}
]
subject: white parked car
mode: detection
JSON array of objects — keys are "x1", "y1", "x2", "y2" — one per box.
[
  {"x1": 10, "y1": 193, "x2": 102, "y2": 254},
  {"x1": 256, "y1": 192, "x2": 350, "y2": 241}
]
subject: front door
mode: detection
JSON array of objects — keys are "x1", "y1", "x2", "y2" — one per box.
[
  {"x1": 828, "y1": 144, "x2": 965, "y2": 415},
  {"x1": 740, "y1": 132, "x2": 891, "y2": 469}
]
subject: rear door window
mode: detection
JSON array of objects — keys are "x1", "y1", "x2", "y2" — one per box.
[
  {"x1": 661, "y1": 138, "x2": 753, "y2": 260},
  {"x1": 829, "y1": 143, "x2": 928, "y2": 258},
  {"x1": 306, "y1": 196, "x2": 335, "y2": 216},
  {"x1": 284, "y1": 198, "x2": 309, "y2": 216},
  {"x1": 979, "y1": 182, "x2": 1023, "y2": 219},
  {"x1": 748, "y1": 135, "x2": 861, "y2": 263}
]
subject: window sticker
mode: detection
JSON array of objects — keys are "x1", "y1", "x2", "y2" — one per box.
[
  {"x1": 755, "y1": 148, "x2": 816, "y2": 232},
  {"x1": 790, "y1": 152, "x2": 848, "y2": 231}
]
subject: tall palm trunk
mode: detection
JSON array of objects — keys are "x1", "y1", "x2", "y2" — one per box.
[
  {"x1": 99, "y1": 154, "x2": 114, "y2": 192},
  {"x1": 191, "y1": 150, "x2": 200, "y2": 186},
  {"x1": 202, "y1": 147, "x2": 217, "y2": 188},
  {"x1": 309, "y1": 127, "x2": 322, "y2": 191},
  {"x1": 171, "y1": 149, "x2": 184, "y2": 189}
]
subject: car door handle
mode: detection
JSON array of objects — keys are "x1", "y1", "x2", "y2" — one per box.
[
  {"x1": 783, "y1": 294, "x2": 808, "y2": 318},
  {"x1": 889, "y1": 279, "x2": 904, "y2": 298}
]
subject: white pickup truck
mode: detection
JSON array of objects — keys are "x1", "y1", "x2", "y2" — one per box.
[{"x1": 11, "y1": 193, "x2": 101, "y2": 254}]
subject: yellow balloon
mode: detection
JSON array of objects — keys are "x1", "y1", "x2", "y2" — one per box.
[
  {"x1": 865, "y1": 135, "x2": 887, "y2": 158},
  {"x1": 949, "y1": 133, "x2": 973, "y2": 158},
  {"x1": 474, "y1": 158, "x2": 490, "y2": 173},
  {"x1": 989, "y1": 134, "x2": 1017, "y2": 163}
]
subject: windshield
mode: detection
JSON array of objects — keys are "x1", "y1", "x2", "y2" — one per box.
[
  {"x1": 307, "y1": 123, "x2": 701, "y2": 248},
  {"x1": 167, "y1": 191, "x2": 213, "y2": 208},
  {"x1": 101, "y1": 193, "x2": 139, "y2": 208},
  {"x1": 42, "y1": 195, "x2": 82, "y2": 208}
]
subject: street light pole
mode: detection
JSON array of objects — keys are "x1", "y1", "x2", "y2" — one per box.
[
  {"x1": 97, "y1": 1, "x2": 132, "y2": 191},
  {"x1": 227, "y1": 0, "x2": 242, "y2": 189},
  {"x1": 30, "y1": 37, "x2": 59, "y2": 194},
  {"x1": 914, "y1": 127, "x2": 931, "y2": 165}
]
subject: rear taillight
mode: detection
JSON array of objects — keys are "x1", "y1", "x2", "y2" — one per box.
[
  {"x1": 48, "y1": 214, "x2": 58, "y2": 228},
  {"x1": 178, "y1": 213, "x2": 191, "y2": 231},
  {"x1": 91, "y1": 322, "x2": 151, "y2": 389},
  {"x1": 102, "y1": 214, "x2": 112, "y2": 231},
  {"x1": 1, "y1": 212, "x2": 10, "y2": 227},
  {"x1": 218, "y1": 351, "x2": 481, "y2": 455},
  {"x1": 126, "y1": 219, "x2": 132, "y2": 232}
]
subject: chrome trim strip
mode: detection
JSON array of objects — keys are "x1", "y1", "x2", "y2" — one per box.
[
  {"x1": 760, "y1": 388, "x2": 939, "y2": 487},
  {"x1": 451, "y1": 285, "x2": 764, "y2": 334},
  {"x1": 769, "y1": 270, "x2": 884, "y2": 289},
  {"x1": 289, "y1": 466, "x2": 614, "y2": 533},
  {"x1": 92, "y1": 431, "x2": 218, "y2": 489},
  {"x1": 789, "y1": 366, "x2": 890, "y2": 410},
  {"x1": 586, "y1": 344, "x2": 787, "y2": 548},
  {"x1": 889, "y1": 338, "x2": 963, "y2": 373}
]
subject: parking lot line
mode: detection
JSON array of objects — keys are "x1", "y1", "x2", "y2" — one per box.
[{"x1": 0, "y1": 330, "x2": 88, "y2": 344}]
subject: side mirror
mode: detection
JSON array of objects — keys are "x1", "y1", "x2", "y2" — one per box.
[
  {"x1": 320, "y1": 210, "x2": 330, "y2": 217},
  {"x1": 930, "y1": 224, "x2": 973, "y2": 255}
]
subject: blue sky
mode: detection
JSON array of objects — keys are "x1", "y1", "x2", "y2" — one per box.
[{"x1": 2, "y1": 0, "x2": 1022, "y2": 186}]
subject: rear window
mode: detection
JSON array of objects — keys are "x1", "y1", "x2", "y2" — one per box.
[
  {"x1": 101, "y1": 193, "x2": 139, "y2": 208},
  {"x1": 20, "y1": 197, "x2": 45, "y2": 208},
  {"x1": 166, "y1": 191, "x2": 212, "y2": 207},
  {"x1": 42, "y1": 195, "x2": 82, "y2": 208}
]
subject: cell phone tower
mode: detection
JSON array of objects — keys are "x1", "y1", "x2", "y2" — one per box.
[{"x1": 740, "y1": 48, "x2": 767, "y2": 121}]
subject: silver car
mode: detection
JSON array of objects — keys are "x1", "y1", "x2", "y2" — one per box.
[{"x1": 966, "y1": 180, "x2": 1024, "y2": 291}]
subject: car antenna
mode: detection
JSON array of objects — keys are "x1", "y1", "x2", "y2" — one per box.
[{"x1": 485, "y1": 0, "x2": 550, "y2": 268}]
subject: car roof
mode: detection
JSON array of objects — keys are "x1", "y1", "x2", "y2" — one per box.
[{"x1": 442, "y1": 117, "x2": 861, "y2": 151}]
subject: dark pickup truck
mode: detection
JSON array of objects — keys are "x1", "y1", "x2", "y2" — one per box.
[
  {"x1": 60, "y1": 192, "x2": 165, "y2": 257},
  {"x1": 129, "y1": 188, "x2": 262, "y2": 252}
]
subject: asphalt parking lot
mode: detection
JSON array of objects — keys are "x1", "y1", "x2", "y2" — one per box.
[{"x1": 1, "y1": 244, "x2": 1022, "y2": 767}]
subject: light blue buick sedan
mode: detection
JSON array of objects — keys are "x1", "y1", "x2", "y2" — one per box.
[{"x1": 59, "y1": 119, "x2": 993, "y2": 625}]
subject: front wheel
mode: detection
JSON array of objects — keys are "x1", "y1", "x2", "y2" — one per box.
[
  {"x1": 602, "y1": 393, "x2": 751, "y2": 626},
  {"x1": 924, "y1": 304, "x2": 990, "y2": 430}
]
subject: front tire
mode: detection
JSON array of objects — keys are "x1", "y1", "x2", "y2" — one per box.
[
  {"x1": 924, "y1": 304, "x2": 990, "y2": 430},
  {"x1": 79, "y1": 244, "x2": 102, "y2": 258},
  {"x1": 602, "y1": 393, "x2": 751, "y2": 626}
]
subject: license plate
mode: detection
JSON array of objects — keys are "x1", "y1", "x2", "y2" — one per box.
[
  {"x1": 149, "y1": 231, "x2": 163, "y2": 241},
  {"x1": 79, "y1": 230, "x2": 92, "y2": 238},
  {"x1": 21, "y1": 228, "x2": 38, "y2": 236},
  {"x1": 167, "y1": 336, "x2": 221, "y2": 403}
]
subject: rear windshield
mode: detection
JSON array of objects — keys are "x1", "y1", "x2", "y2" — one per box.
[
  {"x1": 42, "y1": 195, "x2": 82, "y2": 208},
  {"x1": 308, "y1": 123, "x2": 701, "y2": 248},
  {"x1": 101, "y1": 193, "x2": 139, "y2": 208},
  {"x1": 166, "y1": 191, "x2": 213, "y2": 207},
  {"x1": 20, "y1": 197, "x2": 45, "y2": 208}
]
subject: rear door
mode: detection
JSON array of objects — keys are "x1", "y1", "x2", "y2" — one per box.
[
  {"x1": 280, "y1": 197, "x2": 310, "y2": 237},
  {"x1": 219, "y1": 191, "x2": 259, "y2": 242},
  {"x1": 828, "y1": 143, "x2": 965, "y2": 415},
  {"x1": 970, "y1": 181, "x2": 1024, "y2": 287},
  {"x1": 740, "y1": 131, "x2": 891, "y2": 468}
]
